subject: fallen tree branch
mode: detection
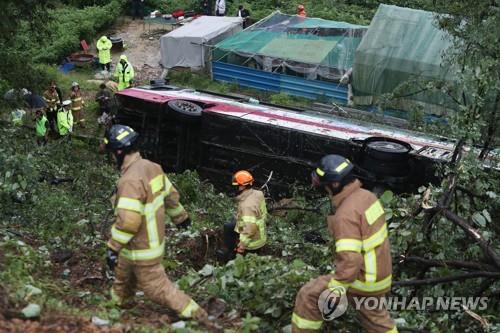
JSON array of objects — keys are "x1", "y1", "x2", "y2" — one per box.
[
  {"x1": 399, "y1": 255, "x2": 498, "y2": 272},
  {"x1": 393, "y1": 272, "x2": 500, "y2": 287},
  {"x1": 474, "y1": 278, "x2": 496, "y2": 297},
  {"x1": 456, "y1": 186, "x2": 488, "y2": 200},
  {"x1": 269, "y1": 206, "x2": 320, "y2": 213},
  {"x1": 442, "y1": 209, "x2": 500, "y2": 269}
]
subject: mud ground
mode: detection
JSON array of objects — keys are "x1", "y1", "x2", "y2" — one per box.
[{"x1": 95, "y1": 17, "x2": 170, "y2": 83}]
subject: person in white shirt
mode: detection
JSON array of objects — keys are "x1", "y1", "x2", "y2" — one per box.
[
  {"x1": 237, "y1": 5, "x2": 250, "y2": 28},
  {"x1": 215, "y1": 0, "x2": 225, "y2": 16}
]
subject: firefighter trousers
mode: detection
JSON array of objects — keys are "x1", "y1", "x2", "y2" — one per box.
[
  {"x1": 292, "y1": 274, "x2": 397, "y2": 333},
  {"x1": 112, "y1": 258, "x2": 205, "y2": 319}
]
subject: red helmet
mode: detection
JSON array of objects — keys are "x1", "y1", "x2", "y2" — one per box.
[{"x1": 232, "y1": 170, "x2": 254, "y2": 186}]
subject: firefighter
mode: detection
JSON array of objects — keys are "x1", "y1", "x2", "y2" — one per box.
[
  {"x1": 114, "y1": 55, "x2": 134, "y2": 91},
  {"x1": 70, "y1": 82, "x2": 85, "y2": 128},
  {"x1": 104, "y1": 125, "x2": 216, "y2": 330},
  {"x1": 43, "y1": 81, "x2": 62, "y2": 134},
  {"x1": 219, "y1": 170, "x2": 267, "y2": 260},
  {"x1": 291, "y1": 155, "x2": 397, "y2": 333}
]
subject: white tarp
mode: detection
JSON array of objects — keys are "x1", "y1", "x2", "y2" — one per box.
[{"x1": 160, "y1": 16, "x2": 242, "y2": 69}]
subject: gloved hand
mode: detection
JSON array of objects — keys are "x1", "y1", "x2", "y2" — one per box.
[
  {"x1": 177, "y1": 217, "x2": 192, "y2": 230},
  {"x1": 235, "y1": 245, "x2": 245, "y2": 254},
  {"x1": 106, "y1": 248, "x2": 118, "y2": 271}
]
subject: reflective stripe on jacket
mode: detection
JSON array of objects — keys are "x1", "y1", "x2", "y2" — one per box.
[
  {"x1": 43, "y1": 90, "x2": 59, "y2": 110},
  {"x1": 70, "y1": 90, "x2": 83, "y2": 111},
  {"x1": 107, "y1": 152, "x2": 189, "y2": 265},
  {"x1": 97, "y1": 37, "x2": 112, "y2": 64},
  {"x1": 36, "y1": 116, "x2": 48, "y2": 137},
  {"x1": 327, "y1": 180, "x2": 392, "y2": 296},
  {"x1": 114, "y1": 61, "x2": 134, "y2": 91},
  {"x1": 235, "y1": 188, "x2": 267, "y2": 250}
]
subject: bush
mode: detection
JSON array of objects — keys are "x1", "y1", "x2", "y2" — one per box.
[
  {"x1": 0, "y1": 0, "x2": 126, "y2": 94},
  {"x1": 35, "y1": 0, "x2": 126, "y2": 64}
]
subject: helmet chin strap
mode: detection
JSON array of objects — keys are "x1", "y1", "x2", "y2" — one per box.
[
  {"x1": 326, "y1": 183, "x2": 344, "y2": 197},
  {"x1": 114, "y1": 150, "x2": 126, "y2": 170},
  {"x1": 232, "y1": 185, "x2": 249, "y2": 197}
]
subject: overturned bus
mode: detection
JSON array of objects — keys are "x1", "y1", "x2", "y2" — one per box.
[{"x1": 114, "y1": 84, "x2": 497, "y2": 196}]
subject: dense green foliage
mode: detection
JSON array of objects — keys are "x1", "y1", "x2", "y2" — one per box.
[
  {"x1": 0, "y1": 0, "x2": 125, "y2": 95},
  {"x1": 0, "y1": 123, "x2": 499, "y2": 332}
]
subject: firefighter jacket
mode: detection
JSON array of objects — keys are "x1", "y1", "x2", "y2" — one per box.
[
  {"x1": 43, "y1": 89, "x2": 59, "y2": 111},
  {"x1": 114, "y1": 60, "x2": 134, "y2": 91},
  {"x1": 235, "y1": 188, "x2": 267, "y2": 250},
  {"x1": 97, "y1": 36, "x2": 112, "y2": 65},
  {"x1": 327, "y1": 180, "x2": 392, "y2": 296},
  {"x1": 70, "y1": 90, "x2": 84, "y2": 111},
  {"x1": 107, "y1": 152, "x2": 189, "y2": 266}
]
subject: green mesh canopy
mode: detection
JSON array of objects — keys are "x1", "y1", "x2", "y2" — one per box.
[
  {"x1": 352, "y1": 4, "x2": 456, "y2": 114},
  {"x1": 213, "y1": 12, "x2": 367, "y2": 81}
]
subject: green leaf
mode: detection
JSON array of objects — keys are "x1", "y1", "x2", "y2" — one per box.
[
  {"x1": 385, "y1": 209, "x2": 393, "y2": 221},
  {"x1": 380, "y1": 191, "x2": 394, "y2": 204},
  {"x1": 25, "y1": 284, "x2": 42, "y2": 296},
  {"x1": 291, "y1": 259, "x2": 305, "y2": 269},
  {"x1": 472, "y1": 212, "x2": 486, "y2": 227},
  {"x1": 199, "y1": 264, "x2": 214, "y2": 277},
  {"x1": 482, "y1": 210, "x2": 491, "y2": 223},
  {"x1": 485, "y1": 191, "x2": 497, "y2": 199},
  {"x1": 234, "y1": 255, "x2": 246, "y2": 278}
]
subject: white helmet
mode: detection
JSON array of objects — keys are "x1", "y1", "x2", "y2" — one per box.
[
  {"x1": 72, "y1": 81, "x2": 79, "y2": 88},
  {"x1": 62, "y1": 100, "x2": 72, "y2": 107}
]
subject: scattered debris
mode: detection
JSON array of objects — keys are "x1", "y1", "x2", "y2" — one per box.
[
  {"x1": 24, "y1": 285, "x2": 42, "y2": 297},
  {"x1": 171, "y1": 321, "x2": 186, "y2": 329},
  {"x1": 204, "y1": 297, "x2": 226, "y2": 319},
  {"x1": 51, "y1": 249, "x2": 74, "y2": 263},
  {"x1": 22, "y1": 304, "x2": 41, "y2": 318},
  {"x1": 91, "y1": 316, "x2": 110, "y2": 327}
]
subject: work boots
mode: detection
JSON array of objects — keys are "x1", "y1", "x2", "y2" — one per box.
[
  {"x1": 193, "y1": 308, "x2": 223, "y2": 332},
  {"x1": 216, "y1": 249, "x2": 236, "y2": 262}
]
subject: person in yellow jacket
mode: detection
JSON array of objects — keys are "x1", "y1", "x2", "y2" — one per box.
[
  {"x1": 114, "y1": 55, "x2": 134, "y2": 91},
  {"x1": 97, "y1": 35, "x2": 112, "y2": 71},
  {"x1": 70, "y1": 82, "x2": 85, "y2": 128},
  {"x1": 218, "y1": 170, "x2": 267, "y2": 260},
  {"x1": 104, "y1": 125, "x2": 218, "y2": 331},
  {"x1": 57, "y1": 100, "x2": 74, "y2": 138},
  {"x1": 35, "y1": 109, "x2": 49, "y2": 145},
  {"x1": 291, "y1": 155, "x2": 397, "y2": 333}
]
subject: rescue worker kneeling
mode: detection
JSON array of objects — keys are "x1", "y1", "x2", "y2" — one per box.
[
  {"x1": 291, "y1": 155, "x2": 397, "y2": 333},
  {"x1": 219, "y1": 170, "x2": 267, "y2": 260},
  {"x1": 104, "y1": 125, "x2": 216, "y2": 330}
]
